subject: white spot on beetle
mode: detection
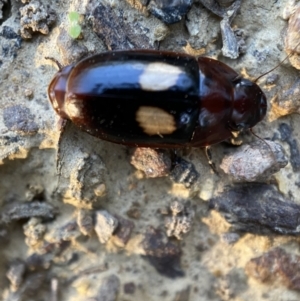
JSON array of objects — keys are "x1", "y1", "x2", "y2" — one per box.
[
  {"x1": 136, "y1": 106, "x2": 176, "y2": 136},
  {"x1": 139, "y1": 62, "x2": 183, "y2": 91},
  {"x1": 51, "y1": 98, "x2": 59, "y2": 109},
  {"x1": 65, "y1": 97, "x2": 84, "y2": 119}
]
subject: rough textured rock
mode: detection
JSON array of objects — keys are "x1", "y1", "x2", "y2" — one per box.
[
  {"x1": 23, "y1": 217, "x2": 46, "y2": 247},
  {"x1": 209, "y1": 183, "x2": 300, "y2": 235},
  {"x1": 1, "y1": 201, "x2": 57, "y2": 223},
  {"x1": 3, "y1": 105, "x2": 39, "y2": 134},
  {"x1": 219, "y1": 140, "x2": 288, "y2": 182},
  {"x1": 283, "y1": 2, "x2": 300, "y2": 69},
  {"x1": 112, "y1": 214, "x2": 134, "y2": 246},
  {"x1": 141, "y1": 227, "x2": 183, "y2": 278},
  {"x1": 55, "y1": 28, "x2": 88, "y2": 66},
  {"x1": 94, "y1": 210, "x2": 118, "y2": 244},
  {"x1": 270, "y1": 79, "x2": 300, "y2": 119},
  {"x1": 76, "y1": 209, "x2": 94, "y2": 236},
  {"x1": 146, "y1": 0, "x2": 193, "y2": 24},
  {"x1": 6, "y1": 259, "x2": 26, "y2": 292},
  {"x1": 19, "y1": 0, "x2": 56, "y2": 39},
  {"x1": 63, "y1": 151, "x2": 107, "y2": 206},
  {"x1": 131, "y1": 147, "x2": 172, "y2": 178},
  {"x1": 91, "y1": 2, "x2": 154, "y2": 50},
  {"x1": 169, "y1": 157, "x2": 199, "y2": 188},
  {"x1": 164, "y1": 201, "x2": 195, "y2": 240},
  {"x1": 0, "y1": 26, "x2": 22, "y2": 69},
  {"x1": 97, "y1": 274, "x2": 120, "y2": 301},
  {"x1": 246, "y1": 248, "x2": 300, "y2": 291}
]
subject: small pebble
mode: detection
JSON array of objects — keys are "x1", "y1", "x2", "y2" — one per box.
[
  {"x1": 94, "y1": 211, "x2": 118, "y2": 244},
  {"x1": 97, "y1": 274, "x2": 120, "y2": 301}
]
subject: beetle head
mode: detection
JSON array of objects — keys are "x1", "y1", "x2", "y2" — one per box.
[
  {"x1": 229, "y1": 78, "x2": 267, "y2": 131},
  {"x1": 48, "y1": 65, "x2": 74, "y2": 119}
]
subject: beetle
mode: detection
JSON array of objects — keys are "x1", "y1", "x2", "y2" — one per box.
[{"x1": 47, "y1": 50, "x2": 267, "y2": 148}]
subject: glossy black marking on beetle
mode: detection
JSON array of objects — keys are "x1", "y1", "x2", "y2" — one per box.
[{"x1": 48, "y1": 50, "x2": 267, "y2": 148}]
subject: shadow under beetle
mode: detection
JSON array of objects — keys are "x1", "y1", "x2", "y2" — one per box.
[{"x1": 47, "y1": 50, "x2": 267, "y2": 148}]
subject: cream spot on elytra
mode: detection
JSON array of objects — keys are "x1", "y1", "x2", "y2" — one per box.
[
  {"x1": 51, "y1": 98, "x2": 59, "y2": 109},
  {"x1": 139, "y1": 62, "x2": 182, "y2": 91},
  {"x1": 65, "y1": 97, "x2": 84, "y2": 119},
  {"x1": 136, "y1": 106, "x2": 176, "y2": 136}
]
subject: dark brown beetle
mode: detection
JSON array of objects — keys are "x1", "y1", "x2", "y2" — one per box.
[{"x1": 48, "y1": 50, "x2": 267, "y2": 148}]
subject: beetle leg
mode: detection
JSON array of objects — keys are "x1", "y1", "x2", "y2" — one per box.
[
  {"x1": 154, "y1": 40, "x2": 161, "y2": 50},
  {"x1": 204, "y1": 146, "x2": 218, "y2": 174}
]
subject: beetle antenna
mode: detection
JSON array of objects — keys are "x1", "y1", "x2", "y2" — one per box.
[
  {"x1": 249, "y1": 128, "x2": 276, "y2": 161},
  {"x1": 45, "y1": 57, "x2": 63, "y2": 71},
  {"x1": 254, "y1": 57, "x2": 289, "y2": 83},
  {"x1": 254, "y1": 40, "x2": 300, "y2": 83},
  {"x1": 249, "y1": 128, "x2": 269, "y2": 146}
]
